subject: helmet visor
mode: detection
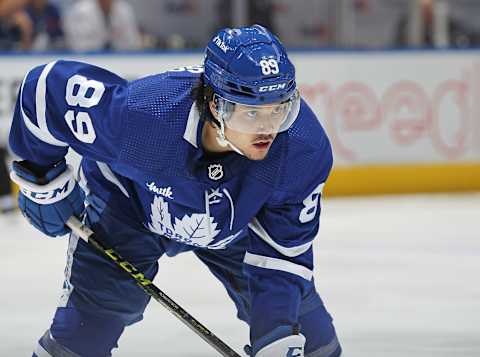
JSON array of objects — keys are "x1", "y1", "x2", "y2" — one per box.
[{"x1": 215, "y1": 89, "x2": 300, "y2": 135}]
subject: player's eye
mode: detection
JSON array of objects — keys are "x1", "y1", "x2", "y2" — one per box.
[
  {"x1": 246, "y1": 110, "x2": 258, "y2": 119},
  {"x1": 272, "y1": 106, "x2": 283, "y2": 114}
]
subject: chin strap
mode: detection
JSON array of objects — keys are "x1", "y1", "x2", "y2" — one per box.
[{"x1": 215, "y1": 116, "x2": 245, "y2": 156}]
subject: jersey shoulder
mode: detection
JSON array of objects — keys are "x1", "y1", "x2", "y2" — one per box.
[
  {"x1": 287, "y1": 98, "x2": 330, "y2": 153},
  {"x1": 276, "y1": 99, "x2": 333, "y2": 195},
  {"x1": 126, "y1": 67, "x2": 201, "y2": 116},
  {"x1": 118, "y1": 69, "x2": 201, "y2": 174},
  {"x1": 247, "y1": 99, "x2": 333, "y2": 197}
]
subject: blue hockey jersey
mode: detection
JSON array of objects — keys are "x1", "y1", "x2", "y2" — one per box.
[{"x1": 9, "y1": 60, "x2": 333, "y2": 342}]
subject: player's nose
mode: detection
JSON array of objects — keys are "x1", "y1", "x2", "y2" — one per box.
[{"x1": 256, "y1": 116, "x2": 277, "y2": 134}]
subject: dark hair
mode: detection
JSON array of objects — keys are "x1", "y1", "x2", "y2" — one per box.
[{"x1": 192, "y1": 76, "x2": 215, "y2": 120}]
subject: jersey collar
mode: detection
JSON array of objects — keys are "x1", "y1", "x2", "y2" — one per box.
[{"x1": 182, "y1": 101, "x2": 201, "y2": 148}]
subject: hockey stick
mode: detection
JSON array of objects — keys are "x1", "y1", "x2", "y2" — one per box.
[{"x1": 66, "y1": 216, "x2": 241, "y2": 357}]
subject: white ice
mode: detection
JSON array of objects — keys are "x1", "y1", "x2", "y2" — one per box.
[{"x1": 1, "y1": 193, "x2": 479, "y2": 357}]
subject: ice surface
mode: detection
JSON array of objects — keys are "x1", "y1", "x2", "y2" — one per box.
[{"x1": 1, "y1": 194, "x2": 479, "y2": 356}]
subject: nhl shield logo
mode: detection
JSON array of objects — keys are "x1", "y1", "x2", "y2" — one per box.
[{"x1": 208, "y1": 164, "x2": 224, "y2": 181}]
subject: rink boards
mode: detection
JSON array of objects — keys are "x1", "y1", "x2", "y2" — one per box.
[{"x1": 0, "y1": 50, "x2": 479, "y2": 195}]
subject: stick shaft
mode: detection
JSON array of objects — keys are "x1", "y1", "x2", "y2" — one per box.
[{"x1": 66, "y1": 217, "x2": 241, "y2": 357}]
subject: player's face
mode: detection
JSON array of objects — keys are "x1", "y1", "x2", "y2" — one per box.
[
  {"x1": 224, "y1": 125, "x2": 277, "y2": 161},
  {"x1": 209, "y1": 100, "x2": 283, "y2": 160}
]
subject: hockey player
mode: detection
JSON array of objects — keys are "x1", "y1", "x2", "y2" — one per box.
[{"x1": 9, "y1": 25, "x2": 341, "y2": 357}]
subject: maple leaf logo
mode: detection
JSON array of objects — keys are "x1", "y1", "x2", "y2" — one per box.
[
  {"x1": 148, "y1": 196, "x2": 175, "y2": 237},
  {"x1": 148, "y1": 196, "x2": 220, "y2": 247},
  {"x1": 174, "y1": 214, "x2": 220, "y2": 246}
]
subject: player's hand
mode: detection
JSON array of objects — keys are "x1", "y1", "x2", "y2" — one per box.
[
  {"x1": 247, "y1": 325, "x2": 306, "y2": 357},
  {"x1": 10, "y1": 159, "x2": 84, "y2": 237}
]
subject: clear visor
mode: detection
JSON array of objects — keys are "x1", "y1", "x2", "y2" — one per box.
[{"x1": 215, "y1": 89, "x2": 300, "y2": 135}]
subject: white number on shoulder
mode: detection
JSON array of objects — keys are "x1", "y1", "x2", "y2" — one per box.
[
  {"x1": 64, "y1": 75, "x2": 105, "y2": 143},
  {"x1": 299, "y1": 183, "x2": 325, "y2": 223},
  {"x1": 169, "y1": 65, "x2": 204, "y2": 74}
]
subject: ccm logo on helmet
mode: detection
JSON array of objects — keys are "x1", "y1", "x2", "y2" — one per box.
[{"x1": 259, "y1": 83, "x2": 287, "y2": 92}]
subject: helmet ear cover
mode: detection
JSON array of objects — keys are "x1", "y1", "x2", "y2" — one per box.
[{"x1": 213, "y1": 94, "x2": 234, "y2": 121}]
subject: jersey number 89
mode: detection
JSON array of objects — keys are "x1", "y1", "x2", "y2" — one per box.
[
  {"x1": 299, "y1": 182, "x2": 325, "y2": 223},
  {"x1": 64, "y1": 75, "x2": 105, "y2": 143}
]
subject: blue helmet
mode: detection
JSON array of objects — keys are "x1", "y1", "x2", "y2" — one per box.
[{"x1": 203, "y1": 25, "x2": 296, "y2": 105}]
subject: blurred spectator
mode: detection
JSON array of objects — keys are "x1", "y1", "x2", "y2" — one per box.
[
  {"x1": 396, "y1": 0, "x2": 480, "y2": 48},
  {"x1": 272, "y1": 0, "x2": 334, "y2": 48},
  {"x1": 340, "y1": 0, "x2": 409, "y2": 48},
  {"x1": 446, "y1": 0, "x2": 480, "y2": 41},
  {"x1": 216, "y1": 0, "x2": 335, "y2": 48},
  {"x1": 0, "y1": 0, "x2": 28, "y2": 16},
  {"x1": 63, "y1": 0, "x2": 141, "y2": 51},
  {"x1": 48, "y1": 0, "x2": 75, "y2": 16},
  {"x1": 0, "y1": 0, "x2": 21, "y2": 212},
  {"x1": 25, "y1": 0, "x2": 64, "y2": 51},
  {"x1": 128, "y1": 0, "x2": 217, "y2": 49},
  {"x1": 217, "y1": 0, "x2": 276, "y2": 33},
  {"x1": 248, "y1": 0, "x2": 275, "y2": 32},
  {"x1": 0, "y1": 5, "x2": 28, "y2": 213},
  {"x1": 0, "y1": 0, "x2": 33, "y2": 50}
]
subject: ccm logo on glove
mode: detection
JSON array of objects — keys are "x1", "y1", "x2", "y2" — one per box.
[
  {"x1": 9, "y1": 159, "x2": 85, "y2": 237},
  {"x1": 11, "y1": 168, "x2": 76, "y2": 204}
]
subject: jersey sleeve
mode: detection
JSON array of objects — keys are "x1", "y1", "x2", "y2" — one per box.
[
  {"x1": 9, "y1": 60, "x2": 128, "y2": 166},
  {"x1": 245, "y1": 126, "x2": 333, "y2": 342}
]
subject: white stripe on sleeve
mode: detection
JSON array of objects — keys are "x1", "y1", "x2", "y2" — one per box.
[
  {"x1": 20, "y1": 61, "x2": 68, "y2": 147},
  {"x1": 96, "y1": 161, "x2": 130, "y2": 198},
  {"x1": 243, "y1": 252, "x2": 313, "y2": 281},
  {"x1": 248, "y1": 218, "x2": 313, "y2": 257}
]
